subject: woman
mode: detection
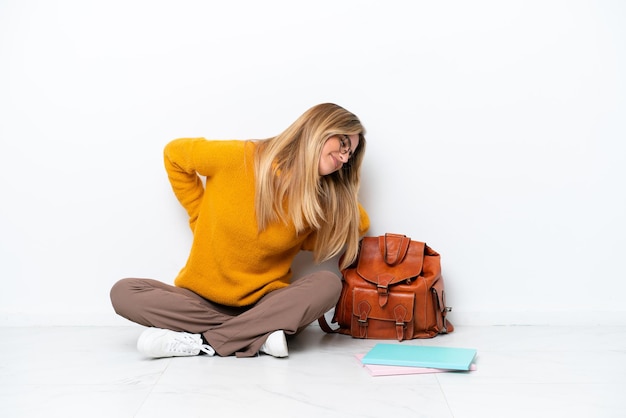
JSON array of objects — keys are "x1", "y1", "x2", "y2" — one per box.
[{"x1": 110, "y1": 103, "x2": 370, "y2": 358}]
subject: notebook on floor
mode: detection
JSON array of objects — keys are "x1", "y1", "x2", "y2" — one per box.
[
  {"x1": 355, "y1": 353, "x2": 477, "y2": 376},
  {"x1": 360, "y1": 343, "x2": 477, "y2": 371}
]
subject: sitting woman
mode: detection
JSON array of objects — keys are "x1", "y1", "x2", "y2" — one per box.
[{"x1": 110, "y1": 103, "x2": 370, "y2": 358}]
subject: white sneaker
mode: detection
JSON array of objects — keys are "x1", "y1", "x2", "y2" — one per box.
[
  {"x1": 259, "y1": 330, "x2": 288, "y2": 358},
  {"x1": 137, "y1": 327, "x2": 215, "y2": 358}
]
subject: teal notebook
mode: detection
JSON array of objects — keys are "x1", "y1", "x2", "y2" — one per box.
[{"x1": 361, "y1": 344, "x2": 477, "y2": 371}]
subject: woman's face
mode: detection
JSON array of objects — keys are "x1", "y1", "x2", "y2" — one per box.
[{"x1": 318, "y1": 134, "x2": 359, "y2": 176}]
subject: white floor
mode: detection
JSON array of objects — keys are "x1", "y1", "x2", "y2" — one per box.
[{"x1": 1, "y1": 324, "x2": 625, "y2": 418}]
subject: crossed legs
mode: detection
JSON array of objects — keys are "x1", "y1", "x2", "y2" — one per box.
[{"x1": 110, "y1": 270, "x2": 341, "y2": 357}]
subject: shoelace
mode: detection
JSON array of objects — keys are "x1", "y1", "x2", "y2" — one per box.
[{"x1": 170, "y1": 333, "x2": 216, "y2": 356}]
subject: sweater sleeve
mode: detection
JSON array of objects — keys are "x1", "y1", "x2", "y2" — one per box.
[
  {"x1": 357, "y1": 203, "x2": 370, "y2": 237},
  {"x1": 163, "y1": 138, "x2": 243, "y2": 231}
]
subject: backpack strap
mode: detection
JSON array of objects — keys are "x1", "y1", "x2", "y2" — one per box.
[
  {"x1": 356, "y1": 300, "x2": 371, "y2": 338},
  {"x1": 317, "y1": 315, "x2": 338, "y2": 334}
]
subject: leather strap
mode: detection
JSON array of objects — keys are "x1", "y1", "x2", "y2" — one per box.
[
  {"x1": 431, "y1": 288, "x2": 453, "y2": 334},
  {"x1": 380, "y1": 233, "x2": 411, "y2": 266},
  {"x1": 356, "y1": 300, "x2": 371, "y2": 338},
  {"x1": 317, "y1": 315, "x2": 338, "y2": 333},
  {"x1": 393, "y1": 304, "x2": 408, "y2": 341},
  {"x1": 376, "y1": 273, "x2": 393, "y2": 307}
]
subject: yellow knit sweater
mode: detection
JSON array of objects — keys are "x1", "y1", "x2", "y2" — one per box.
[{"x1": 164, "y1": 138, "x2": 370, "y2": 307}]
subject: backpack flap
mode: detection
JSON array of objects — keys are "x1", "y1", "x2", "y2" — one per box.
[{"x1": 356, "y1": 234, "x2": 425, "y2": 307}]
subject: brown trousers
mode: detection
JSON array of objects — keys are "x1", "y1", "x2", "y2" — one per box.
[{"x1": 110, "y1": 271, "x2": 341, "y2": 357}]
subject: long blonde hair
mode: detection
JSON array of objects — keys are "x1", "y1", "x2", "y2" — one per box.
[{"x1": 254, "y1": 103, "x2": 366, "y2": 269}]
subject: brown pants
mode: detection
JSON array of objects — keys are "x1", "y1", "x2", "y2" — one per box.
[{"x1": 110, "y1": 271, "x2": 341, "y2": 357}]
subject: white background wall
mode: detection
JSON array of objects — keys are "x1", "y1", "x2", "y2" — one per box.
[{"x1": 1, "y1": 0, "x2": 624, "y2": 326}]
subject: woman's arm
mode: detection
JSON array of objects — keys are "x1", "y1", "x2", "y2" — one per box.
[
  {"x1": 163, "y1": 138, "x2": 246, "y2": 231},
  {"x1": 163, "y1": 138, "x2": 206, "y2": 231}
]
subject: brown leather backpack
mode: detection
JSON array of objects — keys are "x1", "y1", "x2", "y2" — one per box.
[{"x1": 318, "y1": 233, "x2": 453, "y2": 340}]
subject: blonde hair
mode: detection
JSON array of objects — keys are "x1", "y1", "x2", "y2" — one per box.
[{"x1": 254, "y1": 103, "x2": 366, "y2": 269}]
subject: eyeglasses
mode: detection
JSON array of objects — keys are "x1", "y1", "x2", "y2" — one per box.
[{"x1": 338, "y1": 135, "x2": 353, "y2": 158}]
